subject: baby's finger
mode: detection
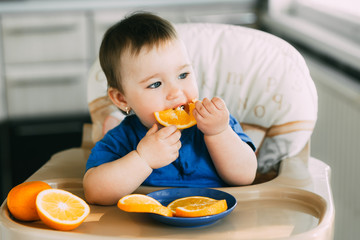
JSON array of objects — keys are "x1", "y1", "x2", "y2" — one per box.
[
  {"x1": 195, "y1": 99, "x2": 209, "y2": 118},
  {"x1": 157, "y1": 125, "x2": 178, "y2": 139},
  {"x1": 166, "y1": 129, "x2": 181, "y2": 144},
  {"x1": 211, "y1": 97, "x2": 226, "y2": 110},
  {"x1": 146, "y1": 124, "x2": 158, "y2": 136},
  {"x1": 170, "y1": 150, "x2": 180, "y2": 162},
  {"x1": 202, "y1": 97, "x2": 218, "y2": 113},
  {"x1": 192, "y1": 106, "x2": 204, "y2": 121},
  {"x1": 175, "y1": 140, "x2": 182, "y2": 150}
]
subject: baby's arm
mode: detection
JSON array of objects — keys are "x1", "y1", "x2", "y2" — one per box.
[
  {"x1": 193, "y1": 97, "x2": 257, "y2": 185},
  {"x1": 83, "y1": 124, "x2": 181, "y2": 205}
]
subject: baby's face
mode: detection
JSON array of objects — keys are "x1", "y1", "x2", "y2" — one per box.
[{"x1": 120, "y1": 39, "x2": 199, "y2": 128}]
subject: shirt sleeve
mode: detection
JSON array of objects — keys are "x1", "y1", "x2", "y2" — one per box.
[
  {"x1": 229, "y1": 115, "x2": 256, "y2": 152},
  {"x1": 85, "y1": 118, "x2": 136, "y2": 172}
]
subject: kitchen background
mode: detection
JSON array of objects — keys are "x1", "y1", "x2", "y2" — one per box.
[{"x1": 0, "y1": 0, "x2": 359, "y2": 239}]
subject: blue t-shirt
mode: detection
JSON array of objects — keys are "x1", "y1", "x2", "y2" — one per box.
[{"x1": 86, "y1": 114, "x2": 255, "y2": 187}]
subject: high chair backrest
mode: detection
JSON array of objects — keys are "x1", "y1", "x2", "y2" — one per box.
[{"x1": 87, "y1": 23, "x2": 317, "y2": 173}]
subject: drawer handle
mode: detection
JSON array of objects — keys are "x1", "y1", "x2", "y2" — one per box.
[
  {"x1": 8, "y1": 76, "x2": 79, "y2": 87},
  {"x1": 5, "y1": 24, "x2": 77, "y2": 35}
]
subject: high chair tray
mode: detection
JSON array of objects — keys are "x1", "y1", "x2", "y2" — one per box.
[{"x1": 0, "y1": 148, "x2": 334, "y2": 240}]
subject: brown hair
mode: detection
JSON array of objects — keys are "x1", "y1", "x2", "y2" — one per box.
[{"x1": 99, "y1": 12, "x2": 178, "y2": 93}]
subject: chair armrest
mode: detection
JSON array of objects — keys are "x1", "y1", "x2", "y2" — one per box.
[{"x1": 81, "y1": 123, "x2": 95, "y2": 149}]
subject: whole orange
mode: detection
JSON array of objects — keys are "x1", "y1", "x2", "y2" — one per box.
[{"x1": 7, "y1": 181, "x2": 52, "y2": 221}]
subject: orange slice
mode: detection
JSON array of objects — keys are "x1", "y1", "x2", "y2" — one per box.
[
  {"x1": 167, "y1": 196, "x2": 227, "y2": 217},
  {"x1": 154, "y1": 101, "x2": 197, "y2": 129},
  {"x1": 7, "y1": 181, "x2": 52, "y2": 221},
  {"x1": 36, "y1": 189, "x2": 90, "y2": 231},
  {"x1": 117, "y1": 194, "x2": 173, "y2": 217}
]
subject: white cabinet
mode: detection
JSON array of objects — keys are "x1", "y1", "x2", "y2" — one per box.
[
  {"x1": 1, "y1": 13, "x2": 89, "y2": 117},
  {"x1": 6, "y1": 62, "x2": 88, "y2": 116},
  {"x1": 92, "y1": 5, "x2": 258, "y2": 55},
  {"x1": 92, "y1": 11, "x2": 128, "y2": 57},
  {"x1": 0, "y1": 19, "x2": 6, "y2": 121},
  {"x1": 0, "y1": 1, "x2": 259, "y2": 119},
  {"x1": 2, "y1": 13, "x2": 88, "y2": 63}
]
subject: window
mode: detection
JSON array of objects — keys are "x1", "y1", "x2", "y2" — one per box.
[{"x1": 262, "y1": 0, "x2": 360, "y2": 75}]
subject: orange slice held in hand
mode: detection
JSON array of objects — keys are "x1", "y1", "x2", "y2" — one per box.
[
  {"x1": 167, "y1": 196, "x2": 228, "y2": 218},
  {"x1": 154, "y1": 101, "x2": 197, "y2": 129},
  {"x1": 118, "y1": 194, "x2": 173, "y2": 217},
  {"x1": 36, "y1": 189, "x2": 90, "y2": 231}
]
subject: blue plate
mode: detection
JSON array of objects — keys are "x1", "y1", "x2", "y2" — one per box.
[{"x1": 146, "y1": 188, "x2": 237, "y2": 227}]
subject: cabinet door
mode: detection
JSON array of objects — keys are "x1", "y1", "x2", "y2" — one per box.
[
  {"x1": 93, "y1": 3, "x2": 258, "y2": 54},
  {"x1": 93, "y1": 11, "x2": 127, "y2": 55},
  {"x1": 2, "y1": 13, "x2": 88, "y2": 63},
  {"x1": 6, "y1": 62, "x2": 88, "y2": 117}
]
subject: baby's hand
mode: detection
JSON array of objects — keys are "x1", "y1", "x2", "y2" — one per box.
[
  {"x1": 193, "y1": 97, "x2": 229, "y2": 136},
  {"x1": 136, "y1": 124, "x2": 181, "y2": 169}
]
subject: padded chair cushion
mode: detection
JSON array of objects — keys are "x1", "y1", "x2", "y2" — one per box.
[{"x1": 87, "y1": 23, "x2": 317, "y2": 173}]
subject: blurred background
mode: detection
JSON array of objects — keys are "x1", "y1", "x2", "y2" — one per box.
[{"x1": 0, "y1": 0, "x2": 359, "y2": 239}]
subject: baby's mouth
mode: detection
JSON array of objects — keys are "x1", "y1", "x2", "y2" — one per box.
[
  {"x1": 174, "y1": 104, "x2": 190, "y2": 114},
  {"x1": 174, "y1": 105, "x2": 184, "y2": 110}
]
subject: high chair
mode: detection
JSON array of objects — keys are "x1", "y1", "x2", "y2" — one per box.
[{"x1": 0, "y1": 23, "x2": 334, "y2": 239}]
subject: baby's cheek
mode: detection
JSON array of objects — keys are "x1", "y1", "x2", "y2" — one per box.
[{"x1": 142, "y1": 114, "x2": 159, "y2": 129}]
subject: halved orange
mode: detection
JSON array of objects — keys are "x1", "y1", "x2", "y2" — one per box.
[
  {"x1": 167, "y1": 196, "x2": 227, "y2": 218},
  {"x1": 117, "y1": 194, "x2": 173, "y2": 217},
  {"x1": 154, "y1": 101, "x2": 197, "y2": 129},
  {"x1": 36, "y1": 189, "x2": 90, "y2": 231}
]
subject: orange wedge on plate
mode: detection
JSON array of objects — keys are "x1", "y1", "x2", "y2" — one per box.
[
  {"x1": 167, "y1": 196, "x2": 227, "y2": 217},
  {"x1": 118, "y1": 194, "x2": 173, "y2": 217},
  {"x1": 36, "y1": 189, "x2": 90, "y2": 231},
  {"x1": 154, "y1": 101, "x2": 197, "y2": 129}
]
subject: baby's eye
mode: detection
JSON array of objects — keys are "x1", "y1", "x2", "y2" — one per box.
[
  {"x1": 178, "y1": 72, "x2": 189, "y2": 80},
  {"x1": 148, "y1": 81, "x2": 162, "y2": 89}
]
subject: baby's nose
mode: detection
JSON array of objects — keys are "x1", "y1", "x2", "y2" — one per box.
[{"x1": 166, "y1": 83, "x2": 182, "y2": 100}]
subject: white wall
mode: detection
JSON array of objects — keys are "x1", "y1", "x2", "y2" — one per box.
[{"x1": 305, "y1": 54, "x2": 360, "y2": 240}]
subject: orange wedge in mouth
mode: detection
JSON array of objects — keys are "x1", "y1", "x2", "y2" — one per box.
[{"x1": 154, "y1": 101, "x2": 197, "y2": 129}]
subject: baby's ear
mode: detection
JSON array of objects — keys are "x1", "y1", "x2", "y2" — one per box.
[{"x1": 108, "y1": 87, "x2": 128, "y2": 112}]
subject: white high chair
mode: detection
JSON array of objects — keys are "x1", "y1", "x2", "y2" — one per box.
[{"x1": 0, "y1": 23, "x2": 334, "y2": 239}]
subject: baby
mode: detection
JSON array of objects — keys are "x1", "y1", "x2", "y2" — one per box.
[{"x1": 83, "y1": 12, "x2": 257, "y2": 205}]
